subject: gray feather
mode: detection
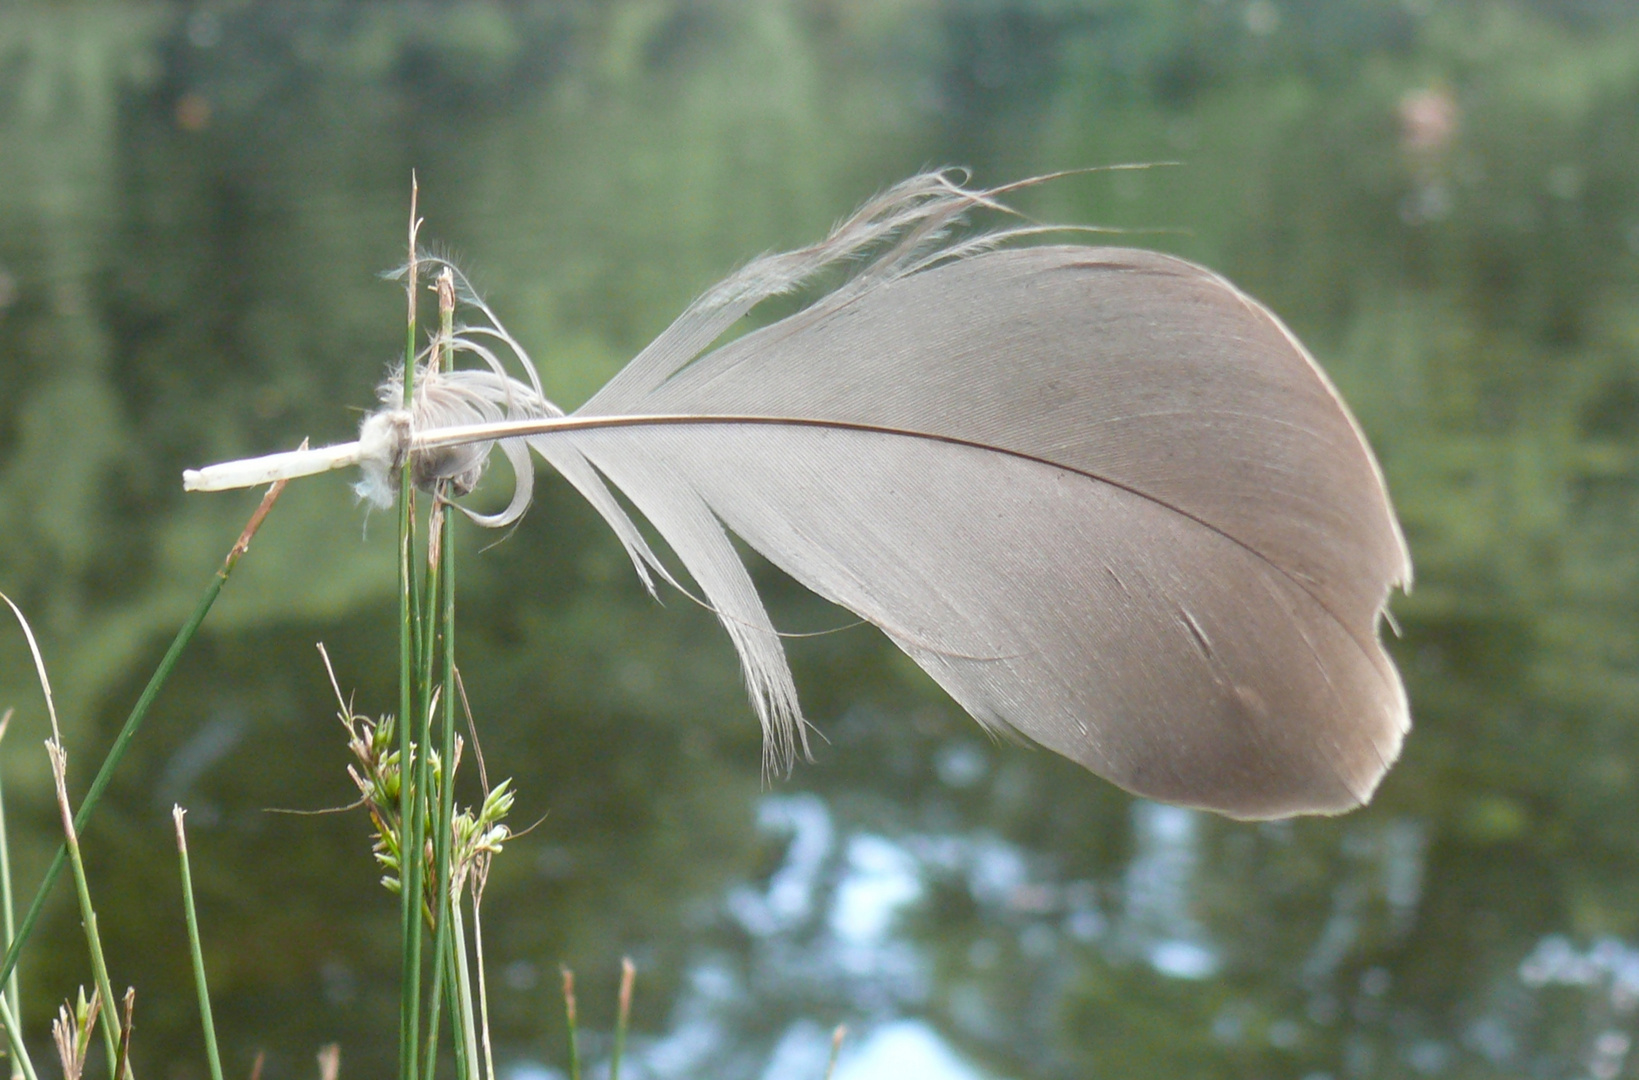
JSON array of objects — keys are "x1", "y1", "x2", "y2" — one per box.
[{"x1": 398, "y1": 175, "x2": 1412, "y2": 819}]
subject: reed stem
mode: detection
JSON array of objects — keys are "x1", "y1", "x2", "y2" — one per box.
[
  {"x1": 446, "y1": 931, "x2": 467, "y2": 1080},
  {"x1": 173, "y1": 808, "x2": 225, "y2": 1080},
  {"x1": 452, "y1": 904, "x2": 480, "y2": 1080},
  {"x1": 429, "y1": 266, "x2": 465, "y2": 1080},
  {"x1": 0, "y1": 711, "x2": 20, "y2": 1080},
  {"x1": 0, "y1": 994, "x2": 37, "y2": 1080},
  {"x1": 418, "y1": 931, "x2": 448, "y2": 1080},
  {"x1": 398, "y1": 176, "x2": 425, "y2": 1080}
]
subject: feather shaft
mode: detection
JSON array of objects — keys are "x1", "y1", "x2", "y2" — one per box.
[{"x1": 183, "y1": 442, "x2": 364, "y2": 491}]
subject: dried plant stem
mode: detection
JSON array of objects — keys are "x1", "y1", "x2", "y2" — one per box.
[
  {"x1": 398, "y1": 176, "x2": 425, "y2": 1080},
  {"x1": 824, "y1": 1025, "x2": 846, "y2": 1080},
  {"x1": 560, "y1": 969, "x2": 580, "y2": 1080},
  {"x1": 173, "y1": 809, "x2": 224, "y2": 1080},
  {"x1": 471, "y1": 869, "x2": 495, "y2": 1080},
  {"x1": 47, "y1": 744, "x2": 120, "y2": 1077},
  {"x1": 0, "y1": 470, "x2": 293, "y2": 997},
  {"x1": 0, "y1": 710, "x2": 20, "y2": 1080},
  {"x1": 48, "y1": 990, "x2": 95, "y2": 1080},
  {"x1": 610, "y1": 958, "x2": 635, "y2": 1080},
  {"x1": 114, "y1": 990, "x2": 134, "y2": 1080}
]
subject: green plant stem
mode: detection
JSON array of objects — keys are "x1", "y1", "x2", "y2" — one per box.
[
  {"x1": 0, "y1": 712, "x2": 21, "y2": 1080},
  {"x1": 0, "y1": 474, "x2": 290, "y2": 995},
  {"x1": 398, "y1": 177, "x2": 424, "y2": 1080},
  {"x1": 413, "y1": 510, "x2": 440, "y2": 904},
  {"x1": 398, "y1": 473, "x2": 423, "y2": 1080},
  {"x1": 442, "y1": 920, "x2": 467, "y2": 1080},
  {"x1": 0, "y1": 993, "x2": 37, "y2": 1080},
  {"x1": 419, "y1": 930, "x2": 449, "y2": 1080},
  {"x1": 451, "y1": 903, "x2": 480, "y2": 1080},
  {"x1": 416, "y1": 521, "x2": 449, "y2": 1075},
  {"x1": 420, "y1": 924, "x2": 466, "y2": 1080},
  {"x1": 174, "y1": 809, "x2": 225, "y2": 1080},
  {"x1": 407, "y1": 509, "x2": 437, "y2": 1055},
  {"x1": 422, "y1": 268, "x2": 463, "y2": 1080},
  {"x1": 432, "y1": 501, "x2": 459, "y2": 1007}
]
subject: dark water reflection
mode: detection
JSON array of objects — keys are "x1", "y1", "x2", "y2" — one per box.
[{"x1": 4, "y1": 3, "x2": 1639, "y2": 1078}]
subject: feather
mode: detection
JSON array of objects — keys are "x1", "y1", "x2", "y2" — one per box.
[{"x1": 183, "y1": 171, "x2": 1410, "y2": 820}]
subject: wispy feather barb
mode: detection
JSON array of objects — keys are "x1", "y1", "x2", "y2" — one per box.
[{"x1": 184, "y1": 171, "x2": 1411, "y2": 816}]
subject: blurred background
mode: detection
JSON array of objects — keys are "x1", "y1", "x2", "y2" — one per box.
[{"x1": 2, "y1": 1, "x2": 1639, "y2": 1077}]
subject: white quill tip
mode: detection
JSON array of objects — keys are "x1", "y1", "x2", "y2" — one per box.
[{"x1": 182, "y1": 442, "x2": 365, "y2": 492}]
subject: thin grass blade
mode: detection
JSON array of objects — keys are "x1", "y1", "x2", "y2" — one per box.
[{"x1": 174, "y1": 808, "x2": 225, "y2": 1080}]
